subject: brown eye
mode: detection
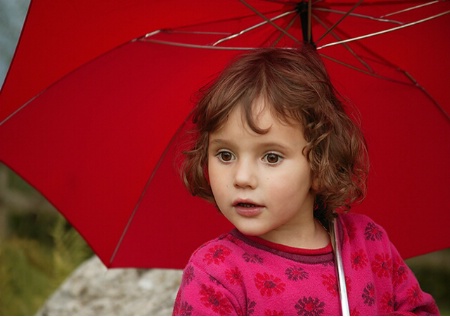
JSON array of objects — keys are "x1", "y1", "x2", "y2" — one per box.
[
  {"x1": 263, "y1": 153, "x2": 283, "y2": 164},
  {"x1": 217, "y1": 151, "x2": 235, "y2": 162}
]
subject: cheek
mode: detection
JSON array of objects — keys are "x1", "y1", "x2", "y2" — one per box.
[
  {"x1": 270, "y1": 179, "x2": 302, "y2": 198},
  {"x1": 206, "y1": 154, "x2": 215, "y2": 181},
  {"x1": 269, "y1": 168, "x2": 312, "y2": 195},
  {"x1": 207, "y1": 160, "x2": 225, "y2": 194},
  {"x1": 267, "y1": 176, "x2": 314, "y2": 213}
]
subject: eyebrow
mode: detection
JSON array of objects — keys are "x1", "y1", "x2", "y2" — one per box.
[
  {"x1": 209, "y1": 138, "x2": 293, "y2": 152},
  {"x1": 209, "y1": 138, "x2": 230, "y2": 146}
]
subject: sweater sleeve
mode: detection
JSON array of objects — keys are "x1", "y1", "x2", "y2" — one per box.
[
  {"x1": 387, "y1": 241, "x2": 439, "y2": 316},
  {"x1": 173, "y1": 255, "x2": 243, "y2": 316},
  {"x1": 340, "y1": 213, "x2": 439, "y2": 316}
]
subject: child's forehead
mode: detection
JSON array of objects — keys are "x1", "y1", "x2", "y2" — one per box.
[
  {"x1": 230, "y1": 98, "x2": 302, "y2": 131},
  {"x1": 249, "y1": 96, "x2": 270, "y2": 117},
  {"x1": 210, "y1": 102, "x2": 306, "y2": 146},
  {"x1": 245, "y1": 96, "x2": 301, "y2": 125}
]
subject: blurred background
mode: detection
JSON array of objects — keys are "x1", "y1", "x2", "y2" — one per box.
[
  {"x1": 1, "y1": 0, "x2": 449, "y2": 315},
  {"x1": 0, "y1": 1, "x2": 92, "y2": 314}
]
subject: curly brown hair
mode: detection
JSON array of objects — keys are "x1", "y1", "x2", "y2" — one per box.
[{"x1": 182, "y1": 46, "x2": 369, "y2": 220}]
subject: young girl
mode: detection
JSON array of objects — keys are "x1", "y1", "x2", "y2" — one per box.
[{"x1": 172, "y1": 47, "x2": 438, "y2": 315}]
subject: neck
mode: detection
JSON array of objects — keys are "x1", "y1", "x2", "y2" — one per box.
[{"x1": 259, "y1": 217, "x2": 330, "y2": 250}]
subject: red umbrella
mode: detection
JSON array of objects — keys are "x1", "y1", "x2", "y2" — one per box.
[{"x1": 1, "y1": 0, "x2": 449, "y2": 269}]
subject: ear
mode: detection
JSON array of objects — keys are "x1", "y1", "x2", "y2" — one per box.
[{"x1": 311, "y1": 176, "x2": 320, "y2": 192}]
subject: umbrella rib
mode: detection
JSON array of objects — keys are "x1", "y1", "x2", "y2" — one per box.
[
  {"x1": 109, "y1": 122, "x2": 190, "y2": 265},
  {"x1": 271, "y1": 13, "x2": 299, "y2": 47},
  {"x1": 0, "y1": 90, "x2": 44, "y2": 126},
  {"x1": 144, "y1": 30, "x2": 232, "y2": 39},
  {"x1": 320, "y1": 53, "x2": 450, "y2": 122},
  {"x1": 313, "y1": 13, "x2": 373, "y2": 73},
  {"x1": 0, "y1": 104, "x2": 28, "y2": 126},
  {"x1": 314, "y1": 8, "x2": 403, "y2": 25},
  {"x1": 380, "y1": 0, "x2": 440, "y2": 18},
  {"x1": 239, "y1": 0, "x2": 301, "y2": 45},
  {"x1": 211, "y1": 10, "x2": 297, "y2": 47},
  {"x1": 319, "y1": 53, "x2": 406, "y2": 84},
  {"x1": 158, "y1": 30, "x2": 231, "y2": 35},
  {"x1": 143, "y1": 10, "x2": 298, "y2": 50},
  {"x1": 140, "y1": 38, "x2": 257, "y2": 51},
  {"x1": 316, "y1": 0, "x2": 364, "y2": 44},
  {"x1": 401, "y1": 71, "x2": 450, "y2": 121},
  {"x1": 317, "y1": 10, "x2": 450, "y2": 50}
]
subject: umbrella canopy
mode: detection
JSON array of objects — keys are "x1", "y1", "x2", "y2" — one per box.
[{"x1": 0, "y1": 0, "x2": 449, "y2": 269}]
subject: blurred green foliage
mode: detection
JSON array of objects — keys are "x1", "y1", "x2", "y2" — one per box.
[
  {"x1": 406, "y1": 249, "x2": 450, "y2": 315},
  {"x1": 0, "y1": 216, "x2": 93, "y2": 315},
  {"x1": 0, "y1": 164, "x2": 93, "y2": 315}
]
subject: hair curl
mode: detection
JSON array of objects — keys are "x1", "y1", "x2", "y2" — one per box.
[{"x1": 182, "y1": 46, "x2": 369, "y2": 220}]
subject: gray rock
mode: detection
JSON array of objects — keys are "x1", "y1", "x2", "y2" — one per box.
[{"x1": 37, "y1": 256, "x2": 183, "y2": 316}]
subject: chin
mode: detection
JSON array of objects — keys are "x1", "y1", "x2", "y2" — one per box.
[{"x1": 233, "y1": 225, "x2": 268, "y2": 238}]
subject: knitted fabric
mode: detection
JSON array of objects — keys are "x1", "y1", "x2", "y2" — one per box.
[{"x1": 173, "y1": 213, "x2": 438, "y2": 315}]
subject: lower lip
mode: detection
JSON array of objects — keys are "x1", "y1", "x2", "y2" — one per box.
[{"x1": 234, "y1": 206, "x2": 263, "y2": 217}]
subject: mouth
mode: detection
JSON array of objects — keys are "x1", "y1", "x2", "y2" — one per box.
[
  {"x1": 235, "y1": 202, "x2": 260, "y2": 208},
  {"x1": 232, "y1": 200, "x2": 264, "y2": 217}
]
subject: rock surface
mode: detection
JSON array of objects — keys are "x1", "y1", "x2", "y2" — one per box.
[{"x1": 37, "y1": 256, "x2": 183, "y2": 316}]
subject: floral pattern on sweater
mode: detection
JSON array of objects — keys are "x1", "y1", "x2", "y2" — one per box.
[{"x1": 173, "y1": 213, "x2": 439, "y2": 315}]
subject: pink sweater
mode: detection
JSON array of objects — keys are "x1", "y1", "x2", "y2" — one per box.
[{"x1": 173, "y1": 213, "x2": 438, "y2": 315}]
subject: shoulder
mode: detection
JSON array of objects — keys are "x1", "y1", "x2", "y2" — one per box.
[
  {"x1": 338, "y1": 212, "x2": 388, "y2": 235},
  {"x1": 337, "y1": 212, "x2": 392, "y2": 247},
  {"x1": 175, "y1": 232, "x2": 248, "y2": 315},
  {"x1": 338, "y1": 212, "x2": 378, "y2": 226},
  {"x1": 185, "y1": 230, "x2": 249, "y2": 269}
]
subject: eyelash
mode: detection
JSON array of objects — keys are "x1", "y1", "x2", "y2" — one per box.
[
  {"x1": 215, "y1": 151, "x2": 283, "y2": 165},
  {"x1": 216, "y1": 150, "x2": 235, "y2": 163},
  {"x1": 263, "y1": 152, "x2": 283, "y2": 165}
]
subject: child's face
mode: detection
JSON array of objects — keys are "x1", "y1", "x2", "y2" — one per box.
[{"x1": 207, "y1": 99, "x2": 316, "y2": 245}]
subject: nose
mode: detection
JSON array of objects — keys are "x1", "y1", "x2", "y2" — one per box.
[{"x1": 233, "y1": 158, "x2": 257, "y2": 189}]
